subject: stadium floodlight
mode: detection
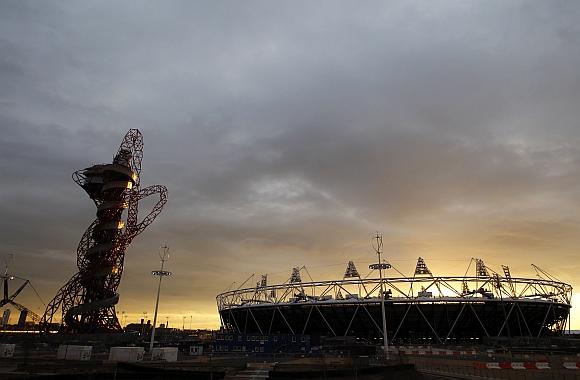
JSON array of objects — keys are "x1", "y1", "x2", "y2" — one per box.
[
  {"x1": 149, "y1": 246, "x2": 171, "y2": 352},
  {"x1": 370, "y1": 233, "x2": 389, "y2": 361},
  {"x1": 369, "y1": 263, "x2": 391, "y2": 270}
]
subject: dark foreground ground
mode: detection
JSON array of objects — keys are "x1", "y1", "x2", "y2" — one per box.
[
  {"x1": 2, "y1": 333, "x2": 580, "y2": 379},
  {"x1": 0, "y1": 353, "x2": 428, "y2": 380},
  {"x1": 3, "y1": 352, "x2": 580, "y2": 380}
]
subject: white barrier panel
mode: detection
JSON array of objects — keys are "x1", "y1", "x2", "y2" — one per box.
[
  {"x1": 564, "y1": 362, "x2": 579, "y2": 369},
  {"x1": 0, "y1": 344, "x2": 15, "y2": 358},
  {"x1": 151, "y1": 347, "x2": 178, "y2": 362},
  {"x1": 109, "y1": 347, "x2": 144, "y2": 362},
  {"x1": 58, "y1": 345, "x2": 92, "y2": 361},
  {"x1": 511, "y1": 362, "x2": 525, "y2": 370},
  {"x1": 68, "y1": 345, "x2": 92, "y2": 361},
  {"x1": 57, "y1": 345, "x2": 67, "y2": 359},
  {"x1": 401, "y1": 347, "x2": 476, "y2": 357},
  {"x1": 477, "y1": 361, "x2": 553, "y2": 370},
  {"x1": 189, "y1": 345, "x2": 203, "y2": 356}
]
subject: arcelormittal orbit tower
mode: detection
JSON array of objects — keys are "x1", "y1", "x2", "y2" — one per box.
[{"x1": 41, "y1": 129, "x2": 167, "y2": 333}]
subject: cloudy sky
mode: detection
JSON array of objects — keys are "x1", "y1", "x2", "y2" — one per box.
[{"x1": 1, "y1": 1, "x2": 580, "y2": 329}]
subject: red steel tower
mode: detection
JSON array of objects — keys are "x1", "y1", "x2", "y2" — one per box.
[{"x1": 41, "y1": 129, "x2": 167, "y2": 333}]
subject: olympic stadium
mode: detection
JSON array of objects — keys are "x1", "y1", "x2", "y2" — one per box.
[{"x1": 216, "y1": 257, "x2": 571, "y2": 343}]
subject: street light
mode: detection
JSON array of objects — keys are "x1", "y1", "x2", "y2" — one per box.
[
  {"x1": 369, "y1": 233, "x2": 390, "y2": 360},
  {"x1": 149, "y1": 246, "x2": 172, "y2": 352},
  {"x1": 182, "y1": 316, "x2": 186, "y2": 330}
]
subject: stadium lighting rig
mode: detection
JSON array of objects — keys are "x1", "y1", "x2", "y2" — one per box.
[
  {"x1": 369, "y1": 233, "x2": 390, "y2": 360},
  {"x1": 150, "y1": 245, "x2": 171, "y2": 352}
]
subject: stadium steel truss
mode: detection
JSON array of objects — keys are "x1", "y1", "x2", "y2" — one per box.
[
  {"x1": 41, "y1": 129, "x2": 167, "y2": 333},
  {"x1": 217, "y1": 258, "x2": 572, "y2": 343}
]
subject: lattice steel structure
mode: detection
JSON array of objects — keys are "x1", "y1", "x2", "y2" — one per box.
[
  {"x1": 217, "y1": 259, "x2": 572, "y2": 343},
  {"x1": 1, "y1": 271, "x2": 41, "y2": 323},
  {"x1": 41, "y1": 129, "x2": 167, "y2": 333}
]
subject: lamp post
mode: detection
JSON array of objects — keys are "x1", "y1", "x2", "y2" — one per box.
[
  {"x1": 369, "y1": 233, "x2": 390, "y2": 360},
  {"x1": 182, "y1": 316, "x2": 186, "y2": 330},
  {"x1": 142, "y1": 311, "x2": 148, "y2": 337},
  {"x1": 190, "y1": 315, "x2": 192, "y2": 330},
  {"x1": 149, "y1": 246, "x2": 171, "y2": 352}
]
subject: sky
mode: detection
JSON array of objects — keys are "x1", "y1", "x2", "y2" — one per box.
[{"x1": 1, "y1": 1, "x2": 580, "y2": 329}]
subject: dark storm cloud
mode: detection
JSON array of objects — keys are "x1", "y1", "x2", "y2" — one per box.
[{"x1": 1, "y1": 0, "x2": 580, "y2": 325}]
